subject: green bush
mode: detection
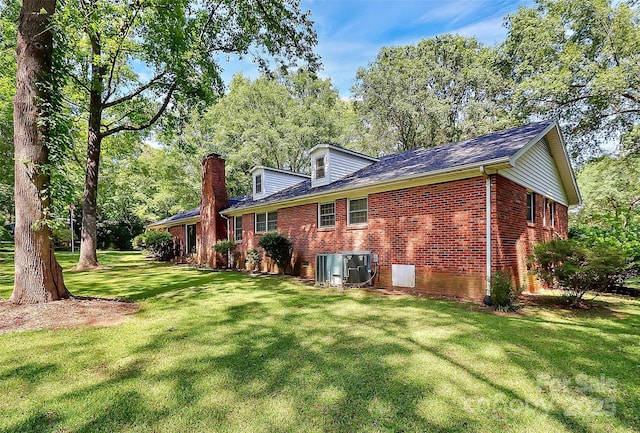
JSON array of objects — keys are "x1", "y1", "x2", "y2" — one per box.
[
  {"x1": 530, "y1": 238, "x2": 630, "y2": 307},
  {"x1": 491, "y1": 270, "x2": 522, "y2": 312},
  {"x1": 51, "y1": 226, "x2": 72, "y2": 248},
  {"x1": 132, "y1": 231, "x2": 175, "y2": 261},
  {"x1": 0, "y1": 218, "x2": 11, "y2": 242},
  {"x1": 213, "y1": 240, "x2": 238, "y2": 268},
  {"x1": 257, "y1": 232, "x2": 292, "y2": 274},
  {"x1": 246, "y1": 248, "x2": 261, "y2": 271}
]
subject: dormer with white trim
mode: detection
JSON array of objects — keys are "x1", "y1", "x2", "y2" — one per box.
[
  {"x1": 309, "y1": 144, "x2": 378, "y2": 188},
  {"x1": 251, "y1": 166, "x2": 310, "y2": 201}
]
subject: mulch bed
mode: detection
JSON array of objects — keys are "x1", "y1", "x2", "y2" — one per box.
[{"x1": 0, "y1": 297, "x2": 139, "y2": 334}]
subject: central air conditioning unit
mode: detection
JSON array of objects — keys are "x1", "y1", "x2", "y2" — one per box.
[{"x1": 315, "y1": 251, "x2": 374, "y2": 287}]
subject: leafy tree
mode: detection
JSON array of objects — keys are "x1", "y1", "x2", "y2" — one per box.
[
  {"x1": 54, "y1": 0, "x2": 318, "y2": 270},
  {"x1": 352, "y1": 34, "x2": 518, "y2": 154},
  {"x1": 571, "y1": 154, "x2": 640, "y2": 265},
  {"x1": 174, "y1": 70, "x2": 354, "y2": 197},
  {"x1": 504, "y1": 0, "x2": 640, "y2": 160},
  {"x1": 11, "y1": 0, "x2": 71, "y2": 303},
  {"x1": 258, "y1": 232, "x2": 292, "y2": 274}
]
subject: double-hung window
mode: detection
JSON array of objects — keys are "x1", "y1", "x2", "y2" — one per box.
[
  {"x1": 234, "y1": 216, "x2": 243, "y2": 242},
  {"x1": 315, "y1": 156, "x2": 326, "y2": 179},
  {"x1": 348, "y1": 197, "x2": 368, "y2": 225},
  {"x1": 255, "y1": 211, "x2": 277, "y2": 233},
  {"x1": 526, "y1": 192, "x2": 535, "y2": 223},
  {"x1": 318, "y1": 202, "x2": 335, "y2": 227},
  {"x1": 254, "y1": 174, "x2": 262, "y2": 194}
]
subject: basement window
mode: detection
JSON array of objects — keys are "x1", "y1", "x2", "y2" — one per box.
[
  {"x1": 255, "y1": 211, "x2": 277, "y2": 233},
  {"x1": 348, "y1": 197, "x2": 368, "y2": 225},
  {"x1": 526, "y1": 192, "x2": 535, "y2": 223}
]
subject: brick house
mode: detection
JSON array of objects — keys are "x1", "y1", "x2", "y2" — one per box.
[{"x1": 148, "y1": 120, "x2": 581, "y2": 299}]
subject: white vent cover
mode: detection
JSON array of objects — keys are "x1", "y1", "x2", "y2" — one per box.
[{"x1": 392, "y1": 264, "x2": 416, "y2": 288}]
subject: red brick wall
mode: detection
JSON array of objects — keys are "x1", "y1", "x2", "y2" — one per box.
[
  {"x1": 492, "y1": 175, "x2": 568, "y2": 291},
  {"x1": 231, "y1": 177, "x2": 488, "y2": 297},
  {"x1": 168, "y1": 222, "x2": 202, "y2": 257}
]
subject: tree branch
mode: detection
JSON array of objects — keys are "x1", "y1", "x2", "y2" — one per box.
[
  {"x1": 101, "y1": 81, "x2": 178, "y2": 137},
  {"x1": 103, "y1": 72, "x2": 167, "y2": 108},
  {"x1": 104, "y1": 0, "x2": 143, "y2": 100}
]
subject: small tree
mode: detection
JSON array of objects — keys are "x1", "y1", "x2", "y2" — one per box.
[
  {"x1": 530, "y1": 238, "x2": 629, "y2": 307},
  {"x1": 257, "y1": 232, "x2": 292, "y2": 274},
  {"x1": 213, "y1": 240, "x2": 237, "y2": 269}
]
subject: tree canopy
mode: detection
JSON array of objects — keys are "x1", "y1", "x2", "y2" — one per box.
[
  {"x1": 173, "y1": 70, "x2": 355, "y2": 197},
  {"x1": 504, "y1": 0, "x2": 640, "y2": 160},
  {"x1": 353, "y1": 34, "x2": 518, "y2": 154}
]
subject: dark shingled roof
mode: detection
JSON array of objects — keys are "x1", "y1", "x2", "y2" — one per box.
[
  {"x1": 148, "y1": 194, "x2": 251, "y2": 227},
  {"x1": 224, "y1": 120, "x2": 554, "y2": 213}
]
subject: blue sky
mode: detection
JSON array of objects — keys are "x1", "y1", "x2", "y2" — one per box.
[{"x1": 220, "y1": 0, "x2": 534, "y2": 97}]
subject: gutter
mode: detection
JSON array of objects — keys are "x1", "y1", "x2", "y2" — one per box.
[{"x1": 480, "y1": 165, "x2": 493, "y2": 306}]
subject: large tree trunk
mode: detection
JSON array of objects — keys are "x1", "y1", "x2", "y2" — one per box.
[
  {"x1": 76, "y1": 26, "x2": 104, "y2": 270},
  {"x1": 77, "y1": 116, "x2": 102, "y2": 269},
  {"x1": 11, "y1": 0, "x2": 70, "y2": 304}
]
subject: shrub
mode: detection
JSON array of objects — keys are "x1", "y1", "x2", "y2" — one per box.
[
  {"x1": 491, "y1": 270, "x2": 522, "y2": 312},
  {"x1": 213, "y1": 240, "x2": 237, "y2": 268},
  {"x1": 51, "y1": 226, "x2": 72, "y2": 249},
  {"x1": 257, "y1": 232, "x2": 292, "y2": 274},
  {"x1": 0, "y1": 218, "x2": 12, "y2": 242},
  {"x1": 246, "y1": 248, "x2": 261, "y2": 271},
  {"x1": 132, "y1": 231, "x2": 175, "y2": 261},
  {"x1": 530, "y1": 238, "x2": 630, "y2": 307}
]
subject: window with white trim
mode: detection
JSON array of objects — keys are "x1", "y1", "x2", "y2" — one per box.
[
  {"x1": 255, "y1": 211, "x2": 277, "y2": 233},
  {"x1": 549, "y1": 201, "x2": 555, "y2": 228},
  {"x1": 315, "y1": 156, "x2": 326, "y2": 179},
  {"x1": 526, "y1": 192, "x2": 535, "y2": 223},
  {"x1": 348, "y1": 197, "x2": 368, "y2": 225},
  {"x1": 318, "y1": 202, "x2": 335, "y2": 227},
  {"x1": 254, "y1": 174, "x2": 262, "y2": 194},
  {"x1": 234, "y1": 216, "x2": 243, "y2": 242}
]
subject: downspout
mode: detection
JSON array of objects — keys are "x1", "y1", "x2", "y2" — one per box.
[
  {"x1": 480, "y1": 166, "x2": 492, "y2": 306},
  {"x1": 221, "y1": 214, "x2": 231, "y2": 267}
]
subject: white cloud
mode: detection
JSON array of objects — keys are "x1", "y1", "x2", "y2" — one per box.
[{"x1": 451, "y1": 16, "x2": 509, "y2": 45}]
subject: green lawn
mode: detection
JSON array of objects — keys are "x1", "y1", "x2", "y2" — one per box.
[{"x1": 0, "y1": 250, "x2": 639, "y2": 433}]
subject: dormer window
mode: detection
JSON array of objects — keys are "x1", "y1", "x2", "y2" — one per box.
[
  {"x1": 255, "y1": 174, "x2": 262, "y2": 194},
  {"x1": 315, "y1": 156, "x2": 326, "y2": 179}
]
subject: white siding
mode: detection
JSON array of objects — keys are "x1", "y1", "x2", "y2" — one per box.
[
  {"x1": 253, "y1": 167, "x2": 307, "y2": 200},
  {"x1": 310, "y1": 146, "x2": 375, "y2": 188},
  {"x1": 501, "y1": 139, "x2": 569, "y2": 206},
  {"x1": 328, "y1": 150, "x2": 373, "y2": 182}
]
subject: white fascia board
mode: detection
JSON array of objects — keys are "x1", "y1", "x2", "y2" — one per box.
[{"x1": 308, "y1": 143, "x2": 379, "y2": 162}]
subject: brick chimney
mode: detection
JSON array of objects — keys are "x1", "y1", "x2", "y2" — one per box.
[{"x1": 196, "y1": 153, "x2": 229, "y2": 268}]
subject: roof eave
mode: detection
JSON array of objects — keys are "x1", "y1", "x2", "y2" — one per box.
[{"x1": 146, "y1": 215, "x2": 201, "y2": 229}]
